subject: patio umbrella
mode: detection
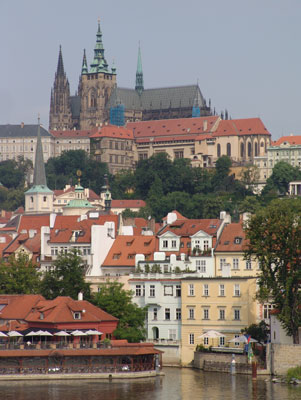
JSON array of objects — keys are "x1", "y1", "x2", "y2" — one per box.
[
  {"x1": 0, "y1": 332, "x2": 8, "y2": 337},
  {"x1": 71, "y1": 330, "x2": 88, "y2": 336},
  {"x1": 198, "y1": 330, "x2": 224, "y2": 339},
  {"x1": 25, "y1": 330, "x2": 40, "y2": 344},
  {"x1": 54, "y1": 331, "x2": 70, "y2": 337},
  {"x1": 228, "y1": 335, "x2": 258, "y2": 344},
  {"x1": 7, "y1": 331, "x2": 23, "y2": 337},
  {"x1": 85, "y1": 330, "x2": 103, "y2": 335}
]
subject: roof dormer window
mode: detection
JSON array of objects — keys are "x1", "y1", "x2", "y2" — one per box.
[
  {"x1": 73, "y1": 312, "x2": 81, "y2": 320},
  {"x1": 234, "y1": 237, "x2": 242, "y2": 244}
]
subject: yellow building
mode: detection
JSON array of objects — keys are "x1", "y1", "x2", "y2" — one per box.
[
  {"x1": 214, "y1": 221, "x2": 259, "y2": 278},
  {"x1": 181, "y1": 276, "x2": 257, "y2": 365}
]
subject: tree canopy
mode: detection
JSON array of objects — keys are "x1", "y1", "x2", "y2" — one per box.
[
  {"x1": 0, "y1": 253, "x2": 41, "y2": 294},
  {"x1": 45, "y1": 150, "x2": 109, "y2": 194},
  {"x1": 40, "y1": 250, "x2": 91, "y2": 301},
  {"x1": 93, "y1": 281, "x2": 147, "y2": 343},
  {"x1": 245, "y1": 198, "x2": 301, "y2": 343}
]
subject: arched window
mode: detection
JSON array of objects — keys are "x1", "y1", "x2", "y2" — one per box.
[
  {"x1": 217, "y1": 143, "x2": 221, "y2": 157},
  {"x1": 254, "y1": 142, "x2": 258, "y2": 157},
  {"x1": 226, "y1": 143, "x2": 231, "y2": 157},
  {"x1": 240, "y1": 143, "x2": 244, "y2": 158},
  {"x1": 248, "y1": 142, "x2": 252, "y2": 157}
]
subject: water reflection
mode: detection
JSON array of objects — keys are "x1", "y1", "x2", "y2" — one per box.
[{"x1": 0, "y1": 368, "x2": 301, "y2": 400}]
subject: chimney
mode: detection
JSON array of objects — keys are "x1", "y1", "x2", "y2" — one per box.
[
  {"x1": 78, "y1": 292, "x2": 83, "y2": 301},
  {"x1": 28, "y1": 229, "x2": 36, "y2": 239},
  {"x1": 203, "y1": 120, "x2": 208, "y2": 131}
]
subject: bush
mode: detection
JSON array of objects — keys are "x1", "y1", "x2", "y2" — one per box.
[
  {"x1": 286, "y1": 365, "x2": 301, "y2": 383},
  {"x1": 196, "y1": 344, "x2": 210, "y2": 352}
]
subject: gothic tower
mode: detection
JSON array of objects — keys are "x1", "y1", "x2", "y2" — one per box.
[
  {"x1": 25, "y1": 118, "x2": 53, "y2": 214},
  {"x1": 78, "y1": 20, "x2": 117, "y2": 130},
  {"x1": 135, "y1": 44, "x2": 144, "y2": 96},
  {"x1": 49, "y1": 46, "x2": 72, "y2": 130}
]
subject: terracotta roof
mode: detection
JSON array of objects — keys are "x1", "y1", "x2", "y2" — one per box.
[
  {"x1": 18, "y1": 215, "x2": 50, "y2": 234},
  {"x1": 111, "y1": 200, "x2": 146, "y2": 209},
  {"x1": 26, "y1": 296, "x2": 118, "y2": 324},
  {"x1": 215, "y1": 222, "x2": 248, "y2": 252},
  {"x1": 0, "y1": 294, "x2": 45, "y2": 320},
  {"x1": 3, "y1": 232, "x2": 41, "y2": 259},
  {"x1": 127, "y1": 116, "x2": 219, "y2": 138},
  {"x1": 162, "y1": 210, "x2": 188, "y2": 221},
  {"x1": 159, "y1": 219, "x2": 222, "y2": 237},
  {"x1": 272, "y1": 135, "x2": 301, "y2": 146},
  {"x1": 90, "y1": 125, "x2": 134, "y2": 139},
  {"x1": 0, "y1": 234, "x2": 13, "y2": 257},
  {"x1": 212, "y1": 118, "x2": 270, "y2": 138},
  {"x1": 0, "y1": 346, "x2": 161, "y2": 358},
  {"x1": 102, "y1": 235, "x2": 156, "y2": 267},
  {"x1": 50, "y1": 129, "x2": 95, "y2": 138},
  {"x1": 50, "y1": 214, "x2": 118, "y2": 244},
  {"x1": 54, "y1": 186, "x2": 99, "y2": 201}
]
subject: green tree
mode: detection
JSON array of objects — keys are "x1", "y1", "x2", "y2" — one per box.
[
  {"x1": 40, "y1": 249, "x2": 91, "y2": 301},
  {"x1": 93, "y1": 281, "x2": 147, "y2": 343},
  {"x1": 245, "y1": 198, "x2": 301, "y2": 343},
  {"x1": 0, "y1": 160, "x2": 25, "y2": 189},
  {"x1": 262, "y1": 161, "x2": 301, "y2": 196},
  {"x1": 0, "y1": 253, "x2": 41, "y2": 294},
  {"x1": 242, "y1": 321, "x2": 269, "y2": 345}
]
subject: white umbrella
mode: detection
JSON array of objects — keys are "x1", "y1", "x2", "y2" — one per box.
[
  {"x1": 228, "y1": 335, "x2": 258, "y2": 344},
  {"x1": 26, "y1": 331, "x2": 40, "y2": 336},
  {"x1": 54, "y1": 331, "x2": 70, "y2": 337},
  {"x1": 85, "y1": 330, "x2": 103, "y2": 335},
  {"x1": 71, "y1": 330, "x2": 87, "y2": 336},
  {"x1": 7, "y1": 331, "x2": 23, "y2": 337},
  {"x1": 0, "y1": 332, "x2": 8, "y2": 337},
  {"x1": 40, "y1": 331, "x2": 53, "y2": 337},
  {"x1": 198, "y1": 330, "x2": 224, "y2": 339}
]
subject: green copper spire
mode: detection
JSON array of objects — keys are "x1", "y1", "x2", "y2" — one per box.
[
  {"x1": 135, "y1": 43, "x2": 144, "y2": 95},
  {"x1": 90, "y1": 19, "x2": 109, "y2": 73},
  {"x1": 81, "y1": 49, "x2": 88, "y2": 74}
]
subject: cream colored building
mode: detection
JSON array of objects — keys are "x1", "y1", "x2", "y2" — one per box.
[
  {"x1": 181, "y1": 276, "x2": 258, "y2": 365},
  {"x1": 50, "y1": 129, "x2": 91, "y2": 157}
]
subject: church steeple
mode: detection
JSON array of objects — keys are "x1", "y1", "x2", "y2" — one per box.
[
  {"x1": 25, "y1": 117, "x2": 53, "y2": 214},
  {"x1": 33, "y1": 116, "x2": 47, "y2": 187},
  {"x1": 81, "y1": 49, "x2": 88, "y2": 74},
  {"x1": 57, "y1": 45, "x2": 65, "y2": 76},
  {"x1": 49, "y1": 46, "x2": 72, "y2": 130},
  {"x1": 90, "y1": 19, "x2": 108, "y2": 73},
  {"x1": 135, "y1": 43, "x2": 144, "y2": 95}
]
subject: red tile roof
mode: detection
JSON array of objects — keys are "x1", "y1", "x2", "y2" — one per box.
[
  {"x1": 3, "y1": 232, "x2": 41, "y2": 258},
  {"x1": 0, "y1": 294, "x2": 45, "y2": 320},
  {"x1": 26, "y1": 296, "x2": 118, "y2": 324},
  {"x1": 0, "y1": 234, "x2": 13, "y2": 257},
  {"x1": 50, "y1": 214, "x2": 118, "y2": 244},
  {"x1": 54, "y1": 186, "x2": 99, "y2": 201},
  {"x1": 18, "y1": 215, "x2": 50, "y2": 234},
  {"x1": 102, "y1": 235, "x2": 156, "y2": 267},
  {"x1": 272, "y1": 135, "x2": 301, "y2": 146},
  {"x1": 90, "y1": 125, "x2": 134, "y2": 139},
  {"x1": 215, "y1": 221, "x2": 248, "y2": 252},
  {"x1": 111, "y1": 200, "x2": 146, "y2": 209},
  {"x1": 212, "y1": 118, "x2": 270, "y2": 138},
  {"x1": 162, "y1": 210, "x2": 188, "y2": 221},
  {"x1": 159, "y1": 219, "x2": 222, "y2": 237},
  {"x1": 50, "y1": 129, "x2": 95, "y2": 138},
  {"x1": 127, "y1": 116, "x2": 219, "y2": 138}
]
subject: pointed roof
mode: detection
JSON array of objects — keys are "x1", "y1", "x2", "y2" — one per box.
[
  {"x1": 57, "y1": 45, "x2": 65, "y2": 76},
  {"x1": 89, "y1": 19, "x2": 109, "y2": 73},
  {"x1": 135, "y1": 44, "x2": 144, "y2": 95},
  {"x1": 81, "y1": 49, "x2": 88, "y2": 74},
  {"x1": 26, "y1": 118, "x2": 52, "y2": 194}
]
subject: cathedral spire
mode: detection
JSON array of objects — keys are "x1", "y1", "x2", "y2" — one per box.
[
  {"x1": 90, "y1": 18, "x2": 108, "y2": 73},
  {"x1": 33, "y1": 116, "x2": 47, "y2": 187},
  {"x1": 135, "y1": 43, "x2": 144, "y2": 95},
  {"x1": 81, "y1": 49, "x2": 88, "y2": 74},
  {"x1": 57, "y1": 45, "x2": 65, "y2": 76}
]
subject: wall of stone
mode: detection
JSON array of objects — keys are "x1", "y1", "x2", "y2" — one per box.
[
  {"x1": 154, "y1": 344, "x2": 181, "y2": 366},
  {"x1": 267, "y1": 343, "x2": 301, "y2": 376}
]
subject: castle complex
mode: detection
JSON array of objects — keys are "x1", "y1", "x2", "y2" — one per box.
[{"x1": 49, "y1": 21, "x2": 212, "y2": 131}]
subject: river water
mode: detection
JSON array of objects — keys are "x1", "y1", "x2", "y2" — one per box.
[{"x1": 0, "y1": 367, "x2": 300, "y2": 400}]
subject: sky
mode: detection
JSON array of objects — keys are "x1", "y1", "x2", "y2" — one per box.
[{"x1": 0, "y1": 0, "x2": 301, "y2": 140}]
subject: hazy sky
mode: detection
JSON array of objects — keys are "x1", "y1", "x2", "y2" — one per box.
[{"x1": 0, "y1": 0, "x2": 300, "y2": 139}]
